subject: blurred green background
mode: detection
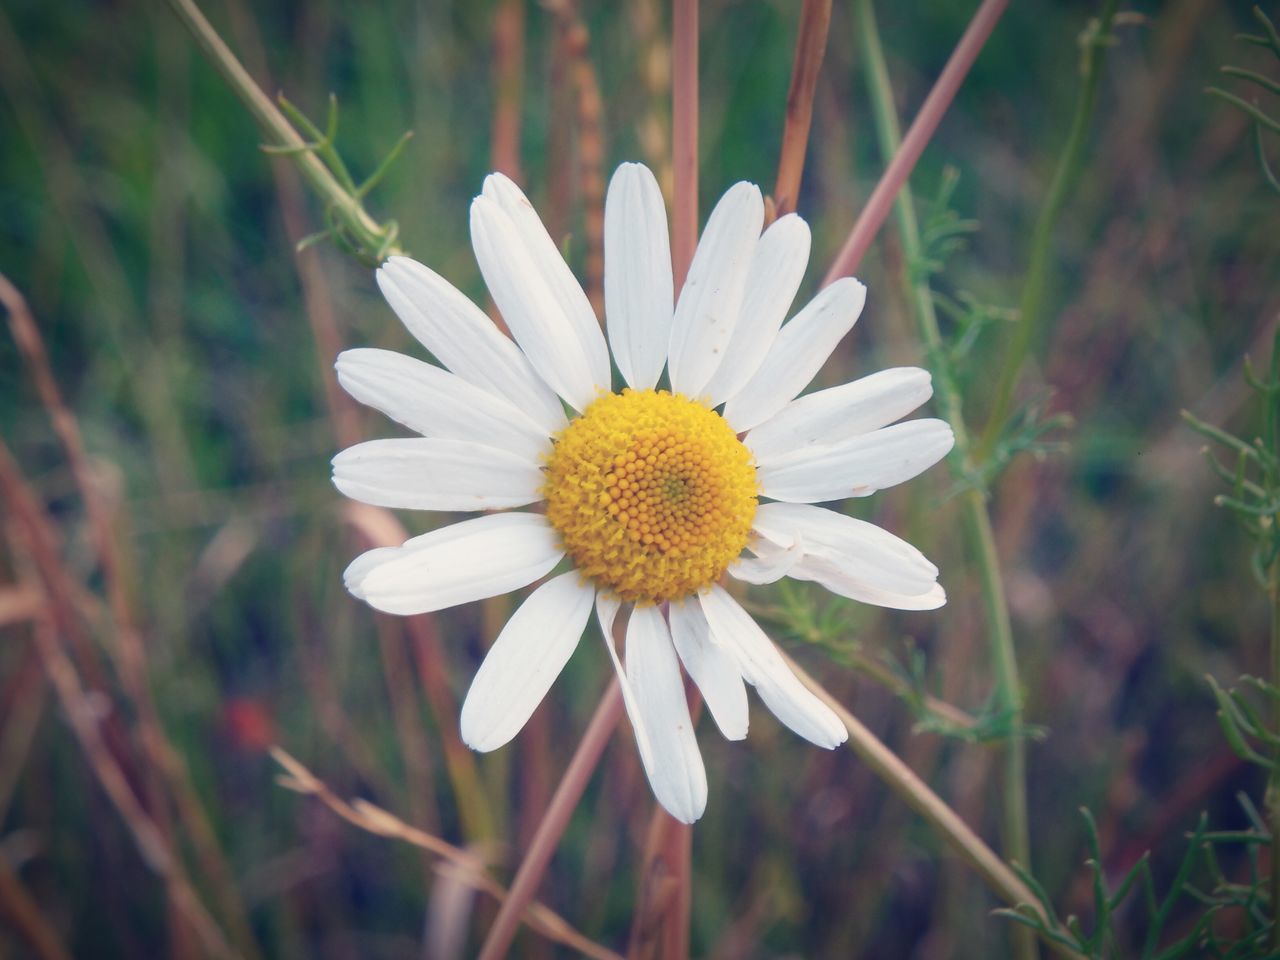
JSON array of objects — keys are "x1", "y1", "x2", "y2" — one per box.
[{"x1": 2, "y1": 0, "x2": 1279, "y2": 957}]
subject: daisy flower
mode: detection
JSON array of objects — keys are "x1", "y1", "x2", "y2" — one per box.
[{"x1": 333, "y1": 162, "x2": 953, "y2": 824}]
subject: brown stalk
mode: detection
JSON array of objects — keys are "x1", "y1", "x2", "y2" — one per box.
[
  {"x1": 781, "y1": 649, "x2": 1086, "y2": 960},
  {"x1": 670, "y1": 0, "x2": 699, "y2": 292},
  {"x1": 546, "y1": 0, "x2": 607, "y2": 317},
  {"x1": 822, "y1": 0, "x2": 1009, "y2": 285},
  {"x1": 0, "y1": 451, "x2": 236, "y2": 958},
  {"x1": 268, "y1": 747, "x2": 621, "y2": 960},
  {"x1": 343, "y1": 502, "x2": 495, "y2": 841},
  {"x1": 491, "y1": 0, "x2": 526, "y2": 181},
  {"x1": 476, "y1": 679, "x2": 625, "y2": 960},
  {"x1": 1, "y1": 273, "x2": 260, "y2": 958},
  {"x1": 771, "y1": 0, "x2": 833, "y2": 219},
  {"x1": 0, "y1": 648, "x2": 47, "y2": 826},
  {"x1": 0, "y1": 854, "x2": 72, "y2": 960},
  {"x1": 626, "y1": 690, "x2": 702, "y2": 960}
]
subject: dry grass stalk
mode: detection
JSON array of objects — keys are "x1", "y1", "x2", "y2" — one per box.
[
  {"x1": 546, "y1": 0, "x2": 607, "y2": 317},
  {"x1": 2, "y1": 272, "x2": 260, "y2": 958},
  {"x1": 268, "y1": 747, "x2": 623, "y2": 960},
  {"x1": 491, "y1": 0, "x2": 526, "y2": 181},
  {"x1": 771, "y1": 0, "x2": 832, "y2": 220},
  {"x1": 0, "y1": 854, "x2": 72, "y2": 960},
  {"x1": 823, "y1": 0, "x2": 1010, "y2": 285},
  {"x1": 0, "y1": 446, "x2": 238, "y2": 959},
  {"x1": 475, "y1": 680, "x2": 625, "y2": 960}
]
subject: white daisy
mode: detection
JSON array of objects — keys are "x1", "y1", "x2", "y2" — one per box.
[{"x1": 333, "y1": 162, "x2": 954, "y2": 824}]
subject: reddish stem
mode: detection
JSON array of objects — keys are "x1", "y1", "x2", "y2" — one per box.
[
  {"x1": 671, "y1": 0, "x2": 698, "y2": 289},
  {"x1": 476, "y1": 680, "x2": 624, "y2": 960},
  {"x1": 822, "y1": 0, "x2": 1009, "y2": 285}
]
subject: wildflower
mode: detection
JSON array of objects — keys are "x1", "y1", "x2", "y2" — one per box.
[{"x1": 334, "y1": 162, "x2": 953, "y2": 823}]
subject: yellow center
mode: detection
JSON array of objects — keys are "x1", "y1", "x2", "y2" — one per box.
[{"x1": 543, "y1": 389, "x2": 758, "y2": 604}]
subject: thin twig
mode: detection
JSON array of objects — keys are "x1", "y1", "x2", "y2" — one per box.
[
  {"x1": 0, "y1": 448, "x2": 236, "y2": 959},
  {"x1": 850, "y1": 6, "x2": 1032, "y2": 955},
  {"x1": 164, "y1": 0, "x2": 401, "y2": 259},
  {"x1": 476, "y1": 680, "x2": 625, "y2": 960},
  {"x1": 976, "y1": 0, "x2": 1123, "y2": 461},
  {"x1": 671, "y1": 0, "x2": 699, "y2": 292},
  {"x1": 823, "y1": 0, "x2": 1009, "y2": 285},
  {"x1": 491, "y1": 0, "x2": 526, "y2": 181},
  {"x1": 771, "y1": 0, "x2": 832, "y2": 219},
  {"x1": 780, "y1": 649, "x2": 1086, "y2": 960},
  {"x1": 268, "y1": 748, "x2": 622, "y2": 960},
  {"x1": 1, "y1": 272, "x2": 259, "y2": 958},
  {"x1": 0, "y1": 855, "x2": 72, "y2": 960}
]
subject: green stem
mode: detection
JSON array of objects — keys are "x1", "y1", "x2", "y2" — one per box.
[
  {"x1": 854, "y1": 2, "x2": 1032, "y2": 956},
  {"x1": 976, "y1": 0, "x2": 1120, "y2": 461},
  {"x1": 164, "y1": 0, "x2": 401, "y2": 260}
]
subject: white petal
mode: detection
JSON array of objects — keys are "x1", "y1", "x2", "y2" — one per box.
[
  {"x1": 472, "y1": 192, "x2": 608, "y2": 412},
  {"x1": 757, "y1": 418, "x2": 954, "y2": 503},
  {"x1": 375, "y1": 257, "x2": 566, "y2": 434},
  {"x1": 335, "y1": 348, "x2": 551, "y2": 462},
  {"x1": 596, "y1": 593, "x2": 656, "y2": 769},
  {"x1": 753, "y1": 502, "x2": 940, "y2": 597},
  {"x1": 624, "y1": 606, "x2": 707, "y2": 823},
  {"x1": 746, "y1": 367, "x2": 933, "y2": 466},
  {"x1": 668, "y1": 599, "x2": 748, "y2": 741},
  {"x1": 482, "y1": 175, "x2": 611, "y2": 391},
  {"x1": 699, "y1": 586, "x2": 847, "y2": 749},
  {"x1": 701, "y1": 214, "x2": 811, "y2": 405},
  {"x1": 726, "y1": 536, "x2": 803, "y2": 585},
  {"x1": 792, "y1": 558, "x2": 948, "y2": 610},
  {"x1": 604, "y1": 163, "x2": 674, "y2": 390},
  {"x1": 667, "y1": 182, "x2": 764, "y2": 398},
  {"x1": 722, "y1": 277, "x2": 867, "y2": 431},
  {"x1": 332, "y1": 438, "x2": 544, "y2": 511},
  {"x1": 347, "y1": 513, "x2": 563, "y2": 615},
  {"x1": 460, "y1": 572, "x2": 595, "y2": 752}
]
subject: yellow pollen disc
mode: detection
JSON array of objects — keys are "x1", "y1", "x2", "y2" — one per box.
[{"x1": 543, "y1": 388, "x2": 758, "y2": 604}]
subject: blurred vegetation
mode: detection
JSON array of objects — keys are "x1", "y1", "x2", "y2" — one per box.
[{"x1": 2, "y1": 0, "x2": 1280, "y2": 957}]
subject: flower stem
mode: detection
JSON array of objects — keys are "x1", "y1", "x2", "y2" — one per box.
[
  {"x1": 975, "y1": 0, "x2": 1121, "y2": 462},
  {"x1": 771, "y1": 0, "x2": 833, "y2": 218},
  {"x1": 671, "y1": 0, "x2": 699, "y2": 292},
  {"x1": 782, "y1": 650, "x2": 1085, "y2": 960},
  {"x1": 823, "y1": 0, "x2": 1008, "y2": 285},
  {"x1": 476, "y1": 680, "x2": 623, "y2": 960},
  {"x1": 852, "y1": 2, "x2": 1032, "y2": 956},
  {"x1": 164, "y1": 0, "x2": 401, "y2": 260}
]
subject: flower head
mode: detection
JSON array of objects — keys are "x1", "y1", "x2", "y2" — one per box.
[{"x1": 333, "y1": 162, "x2": 954, "y2": 823}]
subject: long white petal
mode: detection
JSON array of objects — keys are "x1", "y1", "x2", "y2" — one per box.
[
  {"x1": 667, "y1": 182, "x2": 764, "y2": 398},
  {"x1": 668, "y1": 599, "x2": 748, "y2": 741},
  {"x1": 335, "y1": 348, "x2": 551, "y2": 462},
  {"x1": 375, "y1": 257, "x2": 566, "y2": 434},
  {"x1": 332, "y1": 438, "x2": 544, "y2": 511},
  {"x1": 604, "y1": 163, "x2": 674, "y2": 390},
  {"x1": 625, "y1": 606, "x2": 707, "y2": 823},
  {"x1": 757, "y1": 418, "x2": 954, "y2": 503},
  {"x1": 348, "y1": 513, "x2": 563, "y2": 615},
  {"x1": 460, "y1": 572, "x2": 595, "y2": 752},
  {"x1": 722, "y1": 277, "x2": 866, "y2": 432},
  {"x1": 792, "y1": 557, "x2": 948, "y2": 610},
  {"x1": 596, "y1": 594, "x2": 656, "y2": 771},
  {"x1": 699, "y1": 586, "x2": 846, "y2": 748},
  {"x1": 753, "y1": 502, "x2": 939, "y2": 597},
  {"x1": 482, "y1": 174, "x2": 611, "y2": 393},
  {"x1": 746, "y1": 367, "x2": 933, "y2": 466},
  {"x1": 701, "y1": 214, "x2": 811, "y2": 405},
  {"x1": 472, "y1": 194, "x2": 608, "y2": 412}
]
